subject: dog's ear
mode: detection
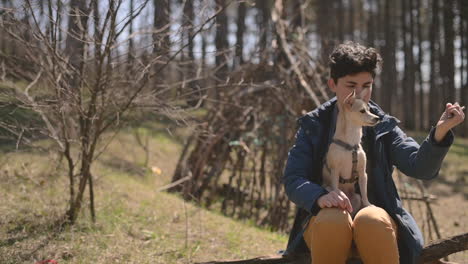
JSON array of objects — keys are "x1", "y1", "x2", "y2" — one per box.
[{"x1": 344, "y1": 90, "x2": 356, "y2": 110}]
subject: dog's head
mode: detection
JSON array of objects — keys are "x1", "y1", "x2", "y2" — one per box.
[{"x1": 343, "y1": 89, "x2": 381, "y2": 127}]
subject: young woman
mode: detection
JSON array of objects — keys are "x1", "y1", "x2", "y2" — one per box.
[{"x1": 282, "y1": 42, "x2": 465, "y2": 264}]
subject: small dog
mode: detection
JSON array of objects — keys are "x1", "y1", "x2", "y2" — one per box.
[{"x1": 322, "y1": 89, "x2": 380, "y2": 216}]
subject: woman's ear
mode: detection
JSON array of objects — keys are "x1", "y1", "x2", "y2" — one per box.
[{"x1": 328, "y1": 78, "x2": 337, "y2": 93}]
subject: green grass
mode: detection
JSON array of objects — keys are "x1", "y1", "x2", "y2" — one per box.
[{"x1": 0, "y1": 122, "x2": 287, "y2": 264}]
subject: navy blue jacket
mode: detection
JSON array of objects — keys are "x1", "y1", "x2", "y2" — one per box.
[{"x1": 282, "y1": 98, "x2": 453, "y2": 264}]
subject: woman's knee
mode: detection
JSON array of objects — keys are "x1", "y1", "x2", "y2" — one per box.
[
  {"x1": 352, "y1": 206, "x2": 399, "y2": 263},
  {"x1": 353, "y1": 206, "x2": 397, "y2": 233},
  {"x1": 305, "y1": 208, "x2": 353, "y2": 259},
  {"x1": 313, "y1": 208, "x2": 353, "y2": 232}
]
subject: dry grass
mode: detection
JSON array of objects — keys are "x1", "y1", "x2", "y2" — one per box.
[{"x1": 0, "y1": 122, "x2": 287, "y2": 264}]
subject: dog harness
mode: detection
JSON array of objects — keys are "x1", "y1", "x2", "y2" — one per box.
[{"x1": 326, "y1": 138, "x2": 360, "y2": 184}]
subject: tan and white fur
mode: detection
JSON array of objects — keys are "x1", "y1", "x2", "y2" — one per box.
[{"x1": 322, "y1": 89, "x2": 380, "y2": 215}]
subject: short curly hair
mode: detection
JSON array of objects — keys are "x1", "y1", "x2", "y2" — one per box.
[{"x1": 329, "y1": 41, "x2": 382, "y2": 83}]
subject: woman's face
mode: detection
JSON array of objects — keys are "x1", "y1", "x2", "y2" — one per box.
[{"x1": 328, "y1": 71, "x2": 374, "y2": 105}]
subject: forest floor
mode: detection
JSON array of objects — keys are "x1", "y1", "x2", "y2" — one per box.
[{"x1": 0, "y1": 120, "x2": 466, "y2": 263}]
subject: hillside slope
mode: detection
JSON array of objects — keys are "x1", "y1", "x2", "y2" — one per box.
[{"x1": 0, "y1": 123, "x2": 287, "y2": 264}]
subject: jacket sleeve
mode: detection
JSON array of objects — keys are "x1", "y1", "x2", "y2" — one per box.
[
  {"x1": 282, "y1": 125, "x2": 328, "y2": 214},
  {"x1": 389, "y1": 126, "x2": 453, "y2": 180}
]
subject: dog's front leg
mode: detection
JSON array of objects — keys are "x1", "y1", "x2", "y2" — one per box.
[
  {"x1": 359, "y1": 171, "x2": 371, "y2": 207},
  {"x1": 329, "y1": 168, "x2": 340, "y2": 192}
]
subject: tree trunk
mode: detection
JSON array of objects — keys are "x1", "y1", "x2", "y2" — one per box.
[
  {"x1": 416, "y1": 0, "x2": 425, "y2": 130},
  {"x1": 65, "y1": 0, "x2": 89, "y2": 91},
  {"x1": 127, "y1": 0, "x2": 134, "y2": 68},
  {"x1": 381, "y1": 0, "x2": 396, "y2": 114},
  {"x1": 291, "y1": 0, "x2": 303, "y2": 30},
  {"x1": 337, "y1": 0, "x2": 344, "y2": 42},
  {"x1": 152, "y1": 0, "x2": 170, "y2": 92},
  {"x1": 64, "y1": 0, "x2": 89, "y2": 224},
  {"x1": 93, "y1": 0, "x2": 101, "y2": 57},
  {"x1": 357, "y1": 0, "x2": 365, "y2": 41},
  {"x1": 183, "y1": 0, "x2": 198, "y2": 106},
  {"x1": 408, "y1": 0, "x2": 416, "y2": 130},
  {"x1": 317, "y1": 0, "x2": 333, "y2": 62},
  {"x1": 183, "y1": 0, "x2": 195, "y2": 62},
  {"x1": 366, "y1": 0, "x2": 375, "y2": 46},
  {"x1": 153, "y1": 0, "x2": 171, "y2": 56},
  {"x1": 202, "y1": 26, "x2": 207, "y2": 69},
  {"x1": 234, "y1": 1, "x2": 246, "y2": 67},
  {"x1": 256, "y1": 0, "x2": 269, "y2": 55},
  {"x1": 442, "y1": 0, "x2": 455, "y2": 103},
  {"x1": 215, "y1": 0, "x2": 229, "y2": 99},
  {"x1": 66, "y1": 151, "x2": 94, "y2": 224},
  {"x1": 460, "y1": 0, "x2": 468, "y2": 136},
  {"x1": 429, "y1": 0, "x2": 440, "y2": 126},
  {"x1": 401, "y1": 0, "x2": 415, "y2": 129},
  {"x1": 348, "y1": 0, "x2": 354, "y2": 41}
]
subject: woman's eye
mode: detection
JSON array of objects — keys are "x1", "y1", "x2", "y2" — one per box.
[{"x1": 360, "y1": 109, "x2": 366, "y2": 113}]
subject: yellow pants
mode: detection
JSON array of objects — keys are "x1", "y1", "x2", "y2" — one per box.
[{"x1": 303, "y1": 206, "x2": 399, "y2": 264}]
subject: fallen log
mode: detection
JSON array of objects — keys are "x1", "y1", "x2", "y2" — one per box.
[
  {"x1": 419, "y1": 232, "x2": 468, "y2": 264},
  {"x1": 197, "y1": 232, "x2": 468, "y2": 264}
]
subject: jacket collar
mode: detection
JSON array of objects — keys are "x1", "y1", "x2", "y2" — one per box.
[{"x1": 303, "y1": 97, "x2": 400, "y2": 140}]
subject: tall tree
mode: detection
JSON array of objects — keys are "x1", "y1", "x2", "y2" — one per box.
[
  {"x1": 291, "y1": 0, "x2": 303, "y2": 30},
  {"x1": 357, "y1": 0, "x2": 366, "y2": 41},
  {"x1": 401, "y1": 0, "x2": 416, "y2": 129},
  {"x1": 153, "y1": 0, "x2": 170, "y2": 92},
  {"x1": 256, "y1": 0, "x2": 270, "y2": 54},
  {"x1": 366, "y1": 0, "x2": 375, "y2": 47},
  {"x1": 63, "y1": 0, "x2": 90, "y2": 223},
  {"x1": 235, "y1": 1, "x2": 247, "y2": 67},
  {"x1": 127, "y1": 0, "x2": 135, "y2": 68},
  {"x1": 429, "y1": 0, "x2": 441, "y2": 126},
  {"x1": 215, "y1": 0, "x2": 228, "y2": 76},
  {"x1": 153, "y1": 0, "x2": 171, "y2": 57},
  {"x1": 381, "y1": 0, "x2": 397, "y2": 114},
  {"x1": 317, "y1": 0, "x2": 334, "y2": 62},
  {"x1": 442, "y1": 0, "x2": 455, "y2": 103},
  {"x1": 64, "y1": 0, "x2": 89, "y2": 90},
  {"x1": 92, "y1": 0, "x2": 100, "y2": 56},
  {"x1": 201, "y1": 26, "x2": 208, "y2": 69},
  {"x1": 337, "y1": 0, "x2": 344, "y2": 42},
  {"x1": 183, "y1": 0, "x2": 195, "y2": 62},
  {"x1": 409, "y1": 0, "x2": 416, "y2": 129},
  {"x1": 460, "y1": 0, "x2": 468, "y2": 135},
  {"x1": 416, "y1": 0, "x2": 425, "y2": 130},
  {"x1": 348, "y1": 0, "x2": 355, "y2": 40}
]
